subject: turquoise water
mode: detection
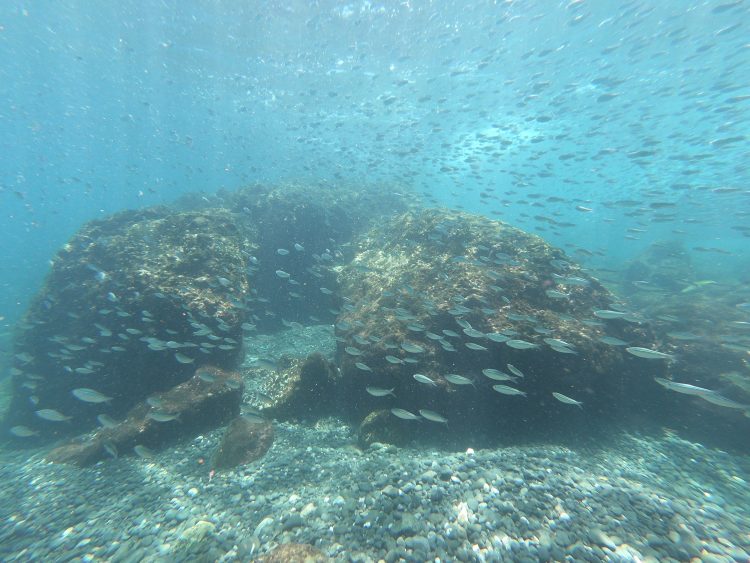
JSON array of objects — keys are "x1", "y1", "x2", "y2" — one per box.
[
  {"x1": 1, "y1": 2, "x2": 748, "y2": 325},
  {"x1": 1, "y1": 2, "x2": 749, "y2": 561}
]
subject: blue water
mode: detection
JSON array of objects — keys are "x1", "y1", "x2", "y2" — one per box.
[{"x1": 1, "y1": 2, "x2": 748, "y2": 331}]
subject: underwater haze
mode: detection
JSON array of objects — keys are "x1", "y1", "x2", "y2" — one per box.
[{"x1": 1, "y1": 1, "x2": 750, "y2": 561}]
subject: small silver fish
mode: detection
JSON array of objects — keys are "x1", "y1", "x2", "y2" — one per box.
[
  {"x1": 593, "y1": 310, "x2": 628, "y2": 319},
  {"x1": 72, "y1": 388, "x2": 113, "y2": 404},
  {"x1": 35, "y1": 409, "x2": 72, "y2": 422},
  {"x1": 598, "y1": 336, "x2": 628, "y2": 346},
  {"x1": 507, "y1": 364, "x2": 525, "y2": 378},
  {"x1": 482, "y1": 369, "x2": 515, "y2": 382},
  {"x1": 492, "y1": 385, "x2": 527, "y2": 396},
  {"x1": 445, "y1": 373, "x2": 475, "y2": 386},
  {"x1": 366, "y1": 386, "x2": 396, "y2": 397},
  {"x1": 146, "y1": 396, "x2": 164, "y2": 409},
  {"x1": 413, "y1": 373, "x2": 437, "y2": 386},
  {"x1": 486, "y1": 333, "x2": 509, "y2": 343},
  {"x1": 506, "y1": 339, "x2": 538, "y2": 350},
  {"x1": 103, "y1": 441, "x2": 118, "y2": 459},
  {"x1": 133, "y1": 444, "x2": 154, "y2": 458},
  {"x1": 401, "y1": 342, "x2": 425, "y2": 354},
  {"x1": 147, "y1": 411, "x2": 181, "y2": 423},
  {"x1": 419, "y1": 409, "x2": 448, "y2": 424},
  {"x1": 391, "y1": 408, "x2": 421, "y2": 420},
  {"x1": 355, "y1": 362, "x2": 372, "y2": 372},
  {"x1": 174, "y1": 353, "x2": 194, "y2": 364},
  {"x1": 552, "y1": 392, "x2": 583, "y2": 408},
  {"x1": 97, "y1": 414, "x2": 119, "y2": 428},
  {"x1": 465, "y1": 342, "x2": 488, "y2": 351},
  {"x1": 626, "y1": 347, "x2": 674, "y2": 360},
  {"x1": 10, "y1": 425, "x2": 39, "y2": 437}
]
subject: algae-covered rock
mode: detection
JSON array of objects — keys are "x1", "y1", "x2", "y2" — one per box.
[
  {"x1": 45, "y1": 366, "x2": 243, "y2": 466},
  {"x1": 4, "y1": 207, "x2": 250, "y2": 444},
  {"x1": 358, "y1": 409, "x2": 408, "y2": 448},
  {"x1": 336, "y1": 209, "x2": 667, "y2": 444},
  {"x1": 212, "y1": 415, "x2": 274, "y2": 470},
  {"x1": 260, "y1": 353, "x2": 341, "y2": 421},
  {"x1": 169, "y1": 520, "x2": 220, "y2": 563},
  {"x1": 256, "y1": 542, "x2": 329, "y2": 563}
]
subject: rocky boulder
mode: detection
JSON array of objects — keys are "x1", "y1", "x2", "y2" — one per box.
[
  {"x1": 4, "y1": 207, "x2": 251, "y2": 444},
  {"x1": 45, "y1": 366, "x2": 243, "y2": 466},
  {"x1": 212, "y1": 416, "x2": 274, "y2": 470},
  {"x1": 335, "y1": 209, "x2": 669, "y2": 445}
]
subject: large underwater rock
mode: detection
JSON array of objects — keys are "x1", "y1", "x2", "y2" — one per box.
[
  {"x1": 46, "y1": 366, "x2": 243, "y2": 466},
  {"x1": 212, "y1": 415, "x2": 274, "y2": 471},
  {"x1": 4, "y1": 207, "x2": 251, "y2": 443},
  {"x1": 259, "y1": 353, "x2": 341, "y2": 421},
  {"x1": 335, "y1": 209, "x2": 671, "y2": 445}
]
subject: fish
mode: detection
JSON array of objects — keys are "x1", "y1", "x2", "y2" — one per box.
[
  {"x1": 196, "y1": 369, "x2": 218, "y2": 382},
  {"x1": 482, "y1": 368, "x2": 516, "y2": 382},
  {"x1": 275, "y1": 270, "x2": 290, "y2": 279},
  {"x1": 492, "y1": 385, "x2": 527, "y2": 396},
  {"x1": 146, "y1": 396, "x2": 164, "y2": 409},
  {"x1": 419, "y1": 409, "x2": 448, "y2": 424},
  {"x1": 462, "y1": 328, "x2": 485, "y2": 338},
  {"x1": 35, "y1": 409, "x2": 72, "y2": 422},
  {"x1": 72, "y1": 388, "x2": 113, "y2": 404},
  {"x1": 626, "y1": 347, "x2": 674, "y2": 360},
  {"x1": 486, "y1": 333, "x2": 509, "y2": 343},
  {"x1": 401, "y1": 342, "x2": 425, "y2": 354},
  {"x1": 97, "y1": 414, "x2": 119, "y2": 428},
  {"x1": 103, "y1": 441, "x2": 118, "y2": 459},
  {"x1": 385, "y1": 355, "x2": 404, "y2": 364},
  {"x1": 445, "y1": 374, "x2": 475, "y2": 386},
  {"x1": 550, "y1": 345, "x2": 578, "y2": 355},
  {"x1": 506, "y1": 339, "x2": 538, "y2": 350},
  {"x1": 174, "y1": 353, "x2": 194, "y2": 364},
  {"x1": 544, "y1": 338, "x2": 575, "y2": 349},
  {"x1": 654, "y1": 378, "x2": 716, "y2": 397},
  {"x1": 507, "y1": 364, "x2": 525, "y2": 378},
  {"x1": 552, "y1": 392, "x2": 583, "y2": 408},
  {"x1": 366, "y1": 386, "x2": 395, "y2": 397},
  {"x1": 134, "y1": 445, "x2": 154, "y2": 458},
  {"x1": 147, "y1": 411, "x2": 181, "y2": 423},
  {"x1": 355, "y1": 362, "x2": 372, "y2": 372},
  {"x1": 276, "y1": 248, "x2": 290, "y2": 255},
  {"x1": 465, "y1": 342, "x2": 488, "y2": 351},
  {"x1": 413, "y1": 373, "x2": 437, "y2": 386},
  {"x1": 545, "y1": 289, "x2": 568, "y2": 299},
  {"x1": 391, "y1": 408, "x2": 421, "y2": 420},
  {"x1": 593, "y1": 310, "x2": 628, "y2": 319},
  {"x1": 10, "y1": 425, "x2": 38, "y2": 437},
  {"x1": 344, "y1": 346, "x2": 363, "y2": 356},
  {"x1": 598, "y1": 336, "x2": 628, "y2": 346},
  {"x1": 697, "y1": 392, "x2": 749, "y2": 410}
]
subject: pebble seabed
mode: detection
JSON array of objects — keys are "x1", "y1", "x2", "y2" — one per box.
[
  {"x1": 1, "y1": 423, "x2": 749, "y2": 562},
  {"x1": 2, "y1": 325, "x2": 750, "y2": 562}
]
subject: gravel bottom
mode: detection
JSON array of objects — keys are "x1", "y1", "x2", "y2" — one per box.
[
  {"x1": 1, "y1": 423, "x2": 749, "y2": 562},
  {"x1": 3, "y1": 326, "x2": 749, "y2": 561}
]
